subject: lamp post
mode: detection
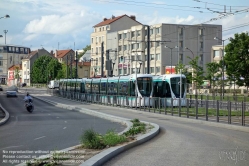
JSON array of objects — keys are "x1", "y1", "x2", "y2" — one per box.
[
  {"x1": 185, "y1": 47, "x2": 195, "y2": 94},
  {"x1": 112, "y1": 62, "x2": 115, "y2": 76},
  {"x1": 139, "y1": 61, "x2": 142, "y2": 73},
  {"x1": 165, "y1": 45, "x2": 178, "y2": 74},
  {"x1": 0, "y1": 15, "x2": 10, "y2": 19},
  {"x1": 3, "y1": 30, "x2": 8, "y2": 45},
  {"x1": 214, "y1": 37, "x2": 233, "y2": 99}
]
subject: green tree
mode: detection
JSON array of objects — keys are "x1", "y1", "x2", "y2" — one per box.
[
  {"x1": 78, "y1": 45, "x2": 91, "y2": 59},
  {"x1": 47, "y1": 59, "x2": 62, "y2": 80},
  {"x1": 188, "y1": 56, "x2": 205, "y2": 94},
  {"x1": 31, "y1": 56, "x2": 54, "y2": 83},
  {"x1": 206, "y1": 62, "x2": 221, "y2": 94},
  {"x1": 14, "y1": 67, "x2": 21, "y2": 86},
  {"x1": 225, "y1": 32, "x2": 249, "y2": 91}
]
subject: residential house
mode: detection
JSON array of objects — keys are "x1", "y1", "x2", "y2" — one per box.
[
  {"x1": 21, "y1": 48, "x2": 54, "y2": 86},
  {"x1": 7, "y1": 64, "x2": 22, "y2": 86}
]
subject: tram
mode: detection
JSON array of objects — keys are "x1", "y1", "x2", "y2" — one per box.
[
  {"x1": 153, "y1": 74, "x2": 187, "y2": 106},
  {"x1": 59, "y1": 74, "x2": 154, "y2": 107}
]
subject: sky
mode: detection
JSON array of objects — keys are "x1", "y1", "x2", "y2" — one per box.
[{"x1": 0, "y1": 0, "x2": 249, "y2": 52}]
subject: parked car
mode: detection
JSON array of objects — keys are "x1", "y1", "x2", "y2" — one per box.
[
  {"x1": 0, "y1": 85, "x2": 3, "y2": 91},
  {"x1": 21, "y1": 83, "x2": 27, "y2": 87}
]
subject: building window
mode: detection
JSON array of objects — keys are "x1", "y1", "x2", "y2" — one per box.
[
  {"x1": 199, "y1": 28, "x2": 203, "y2": 36},
  {"x1": 200, "y1": 42, "x2": 203, "y2": 50},
  {"x1": 156, "y1": 54, "x2": 160, "y2": 61},
  {"x1": 150, "y1": 42, "x2": 154, "y2": 48},
  {"x1": 99, "y1": 47, "x2": 101, "y2": 54},
  {"x1": 131, "y1": 43, "x2": 135, "y2": 49},
  {"x1": 15, "y1": 47, "x2": 19, "y2": 52},
  {"x1": 124, "y1": 68, "x2": 127, "y2": 75},
  {"x1": 150, "y1": 67, "x2": 154, "y2": 73},
  {"x1": 99, "y1": 28, "x2": 101, "y2": 32},
  {"x1": 131, "y1": 31, "x2": 135, "y2": 37},
  {"x1": 156, "y1": 28, "x2": 160, "y2": 34},
  {"x1": 156, "y1": 67, "x2": 160, "y2": 73},
  {"x1": 137, "y1": 43, "x2": 140, "y2": 49},
  {"x1": 119, "y1": 69, "x2": 122, "y2": 75},
  {"x1": 179, "y1": 28, "x2": 183, "y2": 35},
  {"x1": 118, "y1": 34, "x2": 122, "y2": 40},
  {"x1": 123, "y1": 33, "x2": 127, "y2": 39},
  {"x1": 102, "y1": 27, "x2": 104, "y2": 31},
  {"x1": 137, "y1": 55, "x2": 141, "y2": 61},
  {"x1": 145, "y1": 67, "x2": 147, "y2": 72},
  {"x1": 145, "y1": 55, "x2": 147, "y2": 61},
  {"x1": 180, "y1": 54, "x2": 183, "y2": 62},
  {"x1": 92, "y1": 38, "x2": 93, "y2": 44},
  {"x1": 96, "y1": 48, "x2": 98, "y2": 55},
  {"x1": 118, "y1": 46, "x2": 122, "y2": 51},
  {"x1": 137, "y1": 30, "x2": 141, "y2": 36},
  {"x1": 99, "y1": 37, "x2": 101, "y2": 43},
  {"x1": 102, "y1": 36, "x2": 104, "y2": 42},
  {"x1": 179, "y1": 41, "x2": 183, "y2": 48},
  {"x1": 8, "y1": 47, "x2": 12, "y2": 51},
  {"x1": 96, "y1": 37, "x2": 98, "y2": 44},
  {"x1": 213, "y1": 50, "x2": 220, "y2": 57},
  {"x1": 132, "y1": 68, "x2": 135, "y2": 74},
  {"x1": 131, "y1": 56, "x2": 135, "y2": 61},
  {"x1": 123, "y1": 45, "x2": 127, "y2": 51},
  {"x1": 156, "y1": 41, "x2": 160, "y2": 47},
  {"x1": 150, "y1": 29, "x2": 153, "y2": 35},
  {"x1": 150, "y1": 54, "x2": 154, "y2": 60},
  {"x1": 200, "y1": 54, "x2": 203, "y2": 61}
]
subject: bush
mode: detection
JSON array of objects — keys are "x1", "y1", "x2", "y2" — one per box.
[
  {"x1": 123, "y1": 119, "x2": 146, "y2": 136},
  {"x1": 80, "y1": 129, "x2": 105, "y2": 149},
  {"x1": 103, "y1": 130, "x2": 127, "y2": 146}
]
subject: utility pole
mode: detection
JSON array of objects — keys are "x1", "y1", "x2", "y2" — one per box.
[
  {"x1": 146, "y1": 25, "x2": 150, "y2": 74},
  {"x1": 101, "y1": 42, "x2": 104, "y2": 77},
  {"x1": 75, "y1": 51, "x2": 78, "y2": 79},
  {"x1": 3, "y1": 30, "x2": 8, "y2": 44}
]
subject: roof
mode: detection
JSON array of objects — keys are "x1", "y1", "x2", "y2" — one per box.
[
  {"x1": 55, "y1": 49, "x2": 73, "y2": 58},
  {"x1": 8, "y1": 64, "x2": 22, "y2": 70},
  {"x1": 93, "y1": 14, "x2": 141, "y2": 27},
  {"x1": 23, "y1": 51, "x2": 38, "y2": 59}
]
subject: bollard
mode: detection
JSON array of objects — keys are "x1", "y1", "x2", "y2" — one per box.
[
  {"x1": 164, "y1": 98, "x2": 167, "y2": 115},
  {"x1": 195, "y1": 97, "x2": 198, "y2": 119},
  {"x1": 186, "y1": 99, "x2": 189, "y2": 118},
  {"x1": 228, "y1": 101, "x2": 231, "y2": 124},
  {"x1": 205, "y1": 98, "x2": 208, "y2": 121},
  {"x1": 171, "y1": 98, "x2": 173, "y2": 116},
  {"x1": 216, "y1": 100, "x2": 219, "y2": 122}
]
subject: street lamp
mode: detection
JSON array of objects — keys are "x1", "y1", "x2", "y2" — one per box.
[
  {"x1": 112, "y1": 62, "x2": 115, "y2": 76},
  {"x1": 139, "y1": 61, "x2": 142, "y2": 73},
  {"x1": 3, "y1": 30, "x2": 8, "y2": 45},
  {"x1": 165, "y1": 45, "x2": 178, "y2": 74},
  {"x1": 214, "y1": 36, "x2": 233, "y2": 99},
  {"x1": 0, "y1": 15, "x2": 10, "y2": 19}
]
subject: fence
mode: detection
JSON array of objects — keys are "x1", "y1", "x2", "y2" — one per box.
[{"x1": 47, "y1": 89, "x2": 248, "y2": 127}]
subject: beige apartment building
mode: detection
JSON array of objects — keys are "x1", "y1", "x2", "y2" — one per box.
[{"x1": 90, "y1": 15, "x2": 142, "y2": 77}]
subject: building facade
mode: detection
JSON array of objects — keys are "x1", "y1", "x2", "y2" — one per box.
[
  {"x1": 109, "y1": 23, "x2": 222, "y2": 76},
  {"x1": 0, "y1": 45, "x2": 30, "y2": 84},
  {"x1": 90, "y1": 14, "x2": 142, "y2": 77}
]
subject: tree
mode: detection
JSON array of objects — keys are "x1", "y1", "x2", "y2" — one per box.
[
  {"x1": 78, "y1": 45, "x2": 91, "y2": 59},
  {"x1": 175, "y1": 62, "x2": 192, "y2": 86},
  {"x1": 14, "y1": 67, "x2": 21, "y2": 86},
  {"x1": 206, "y1": 62, "x2": 221, "y2": 94},
  {"x1": 188, "y1": 56, "x2": 205, "y2": 94},
  {"x1": 225, "y1": 32, "x2": 249, "y2": 91},
  {"x1": 31, "y1": 56, "x2": 54, "y2": 83},
  {"x1": 47, "y1": 59, "x2": 62, "y2": 80}
]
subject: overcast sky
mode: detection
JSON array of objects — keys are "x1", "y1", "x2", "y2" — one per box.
[{"x1": 0, "y1": 0, "x2": 248, "y2": 52}]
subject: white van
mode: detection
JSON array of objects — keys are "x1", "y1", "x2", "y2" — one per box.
[{"x1": 48, "y1": 80, "x2": 59, "y2": 89}]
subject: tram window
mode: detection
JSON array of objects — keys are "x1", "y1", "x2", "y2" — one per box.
[
  {"x1": 80, "y1": 83, "x2": 85, "y2": 93},
  {"x1": 129, "y1": 81, "x2": 135, "y2": 96},
  {"x1": 100, "y1": 82, "x2": 106, "y2": 94}
]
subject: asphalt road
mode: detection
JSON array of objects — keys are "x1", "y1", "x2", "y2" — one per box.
[
  {"x1": 0, "y1": 92, "x2": 125, "y2": 166},
  {"x1": 33, "y1": 93, "x2": 249, "y2": 166}
]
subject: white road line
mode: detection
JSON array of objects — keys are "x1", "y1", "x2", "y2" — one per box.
[
  {"x1": 48, "y1": 114, "x2": 51, "y2": 115},
  {"x1": 34, "y1": 136, "x2": 46, "y2": 140},
  {"x1": 63, "y1": 127, "x2": 67, "y2": 129},
  {"x1": 56, "y1": 117, "x2": 59, "y2": 118},
  {"x1": 0, "y1": 145, "x2": 23, "y2": 150}
]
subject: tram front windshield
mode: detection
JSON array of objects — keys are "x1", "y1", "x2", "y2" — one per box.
[
  {"x1": 137, "y1": 77, "x2": 152, "y2": 97},
  {"x1": 170, "y1": 77, "x2": 186, "y2": 98}
]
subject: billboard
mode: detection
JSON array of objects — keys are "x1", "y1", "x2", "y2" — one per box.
[
  {"x1": 165, "y1": 66, "x2": 176, "y2": 74},
  {"x1": 9, "y1": 71, "x2": 14, "y2": 80}
]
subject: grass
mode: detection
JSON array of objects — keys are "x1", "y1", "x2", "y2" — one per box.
[{"x1": 186, "y1": 94, "x2": 249, "y2": 102}]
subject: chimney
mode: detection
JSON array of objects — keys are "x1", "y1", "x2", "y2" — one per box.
[
  {"x1": 103, "y1": 18, "x2": 107, "y2": 21},
  {"x1": 130, "y1": 15, "x2": 136, "y2": 20},
  {"x1": 112, "y1": 15, "x2": 115, "y2": 19},
  {"x1": 55, "y1": 50, "x2": 57, "y2": 58},
  {"x1": 50, "y1": 50, "x2": 54, "y2": 56}
]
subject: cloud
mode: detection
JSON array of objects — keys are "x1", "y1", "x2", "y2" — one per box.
[{"x1": 24, "y1": 34, "x2": 38, "y2": 41}]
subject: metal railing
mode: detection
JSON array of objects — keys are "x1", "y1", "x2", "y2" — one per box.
[{"x1": 47, "y1": 89, "x2": 248, "y2": 127}]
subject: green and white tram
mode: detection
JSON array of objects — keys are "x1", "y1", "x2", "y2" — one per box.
[
  {"x1": 59, "y1": 74, "x2": 154, "y2": 107},
  {"x1": 153, "y1": 74, "x2": 187, "y2": 106}
]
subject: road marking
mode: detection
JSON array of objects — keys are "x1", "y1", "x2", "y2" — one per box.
[
  {"x1": 48, "y1": 114, "x2": 51, "y2": 115},
  {"x1": 34, "y1": 136, "x2": 46, "y2": 140},
  {"x1": 63, "y1": 127, "x2": 67, "y2": 129},
  {"x1": 0, "y1": 145, "x2": 23, "y2": 150},
  {"x1": 56, "y1": 117, "x2": 59, "y2": 118},
  {"x1": 64, "y1": 121, "x2": 67, "y2": 123}
]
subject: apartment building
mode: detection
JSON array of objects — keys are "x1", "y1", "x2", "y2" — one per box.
[
  {"x1": 90, "y1": 14, "x2": 142, "y2": 77},
  {"x1": 0, "y1": 44, "x2": 30, "y2": 84},
  {"x1": 107, "y1": 23, "x2": 222, "y2": 76}
]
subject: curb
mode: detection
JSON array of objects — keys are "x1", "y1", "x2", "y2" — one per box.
[
  {"x1": 0, "y1": 103, "x2": 10, "y2": 126},
  {"x1": 31, "y1": 96, "x2": 160, "y2": 166}
]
